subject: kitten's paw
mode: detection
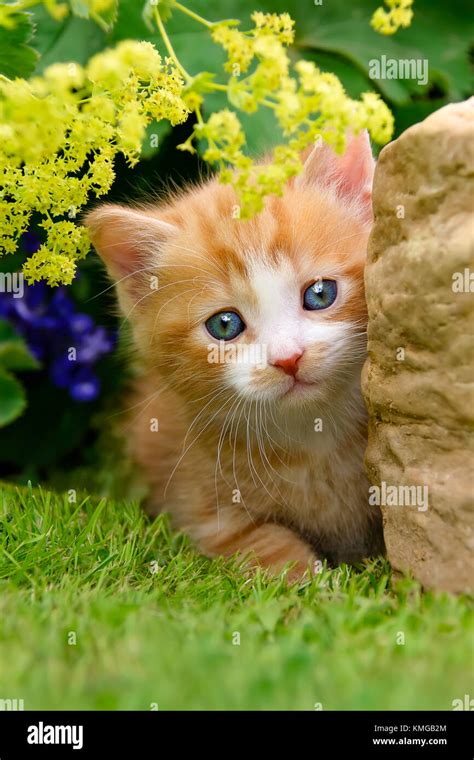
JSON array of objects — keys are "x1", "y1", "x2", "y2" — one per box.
[{"x1": 239, "y1": 523, "x2": 317, "y2": 581}]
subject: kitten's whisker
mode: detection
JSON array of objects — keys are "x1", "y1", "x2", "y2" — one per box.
[
  {"x1": 244, "y1": 403, "x2": 277, "y2": 504},
  {"x1": 255, "y1": 399, "x2": 291, "y2": 504},
  {"x1": 146, "y1": 287, "x2": 199, "y2": 333},
  {"x1": 120, "y1": 289, "x2": 158, "y2": 328},
  {"x1": 230, "y1": 395, "x2": 255, "y2": 521},
  {"x1": 227, "y1": 395, "x2": 257, "y2": 525},
  {"x1": 214, "y1": 392, "x2": 253, "y2": 528},
  {"x1": 87, "y1": 266, "x2": 160, "y2": 302},
  {"x1": 164, "y1": 388, "x2": 235, "y2": 498},
  {"x1": 181, "y1": 384, "x2": 230, "y2": 450},
  {"x1": 262, "y1": 400, "x2": 294, "y2": 470}
]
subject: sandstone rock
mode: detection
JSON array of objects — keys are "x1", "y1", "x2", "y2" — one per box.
[{"x1": 362, "y1": 99, "x2": 474, "y2": 593}]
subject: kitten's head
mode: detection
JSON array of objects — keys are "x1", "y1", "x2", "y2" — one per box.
[{"x1": 86, "y1": 132, "x2": 374, "y2": 429}]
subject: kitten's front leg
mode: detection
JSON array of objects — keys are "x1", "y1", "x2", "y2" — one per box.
[{"x1": 182, "y1": 507, "x2": 317, "y2": 580}]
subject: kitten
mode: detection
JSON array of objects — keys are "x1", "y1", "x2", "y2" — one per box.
[{"x1": 86, "y1": 132, "x2": 384, "y2": 578}]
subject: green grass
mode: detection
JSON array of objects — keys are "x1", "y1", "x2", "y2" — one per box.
[{"x1": 0, "y1": 483, "x2": 472, "y2": 710}]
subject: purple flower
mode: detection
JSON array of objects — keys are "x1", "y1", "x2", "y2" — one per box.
[
  {"x1": 0, "y1": 278, "x2": 116, "y2": 403},
  {"x1": 70, "y1": 367, "x2": 101, "y2": 403}
]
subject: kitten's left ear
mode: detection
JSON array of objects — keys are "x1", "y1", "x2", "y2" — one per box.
[{"x1": 295, "y1": 131, "x2": 375, "y2": 223}]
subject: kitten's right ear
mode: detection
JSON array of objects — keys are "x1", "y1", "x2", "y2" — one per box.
[
  {"x1": 295, "y1": 131, "x2": 375, "y2": 223},
  {"x1": 85, "y1": 204, "x2": 178, "y2": 312}
]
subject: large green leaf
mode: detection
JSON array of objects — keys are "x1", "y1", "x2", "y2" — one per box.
[
  {"x1": 0, "y1": 9, "x2": 38, "y2": 78},
  {"x1": 31, "y1": 7, "x2": 107, "y2": 74},
  {"x1": 290, "y1": 0, "x2": 473, "y2": 105},
  {"x1": 0, "y1": 368, "x2": 26, "y2": 427}
]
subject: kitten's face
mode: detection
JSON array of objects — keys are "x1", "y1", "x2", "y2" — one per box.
[
  {"x1": 87, "y1": 133, "x2": 373, "y2": 422},
  {"x1": 152, "y1": 195, "x2": 368, "y2": 413}
]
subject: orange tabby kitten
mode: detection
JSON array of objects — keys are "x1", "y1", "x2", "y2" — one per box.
[{"x1": 86, "y1": 132, "x2": 384, "y2": 578}]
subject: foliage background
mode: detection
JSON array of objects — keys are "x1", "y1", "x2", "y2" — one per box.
[{"x1": 0, "y1": 0, "x2": 472, "y2": 488}]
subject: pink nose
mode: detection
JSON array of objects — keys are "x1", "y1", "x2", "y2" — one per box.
[{"x1": 272, "y1": 352, "x2": 303, "y2": 377}]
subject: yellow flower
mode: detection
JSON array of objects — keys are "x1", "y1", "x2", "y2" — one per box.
[
  {"x1": 23, "y1": 247, "x2": 78, "y2": 286},
  {"x1": 251, "y1": 12, "x2": 295, "y2": 44},
  {"x1": 371, "y1": 0, "x2": 414, "y2": 35},
  {"x1": 117, "y1": 103, "x2": 147, "y2": 163},
  {"x1": 0, "y1": 39, "x2": 189, "y2": 285},
  {"x1": 0, "y1": 7, "x2": 396, "y2": 283},
  {"x1": 42, "y1": 63, "x2": 86, "y2": 92},
  {"x1": 211, "y1": 23, "x2": 254, "y2": 74},
  {"x1": 42, "y1": 1, "x2": 69, "y2": 23}
]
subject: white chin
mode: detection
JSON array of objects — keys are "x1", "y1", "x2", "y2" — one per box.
[{"x1": 280, "y1": 380, "x2": 320, "y2": 401}]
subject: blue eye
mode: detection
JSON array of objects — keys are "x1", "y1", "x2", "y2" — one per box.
[
  {"x1": 205, "y1": 311, "x2": 245, "y2": 341},
  {"x1": 303, "y1": 279, "x2": 337, "y2": 310}
]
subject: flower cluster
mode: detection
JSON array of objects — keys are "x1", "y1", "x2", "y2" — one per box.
[
  {"x1": 0, "y1": 274, "x2": 115, "y2": 403},
  {"x1": 371, "y1": 0, "x2": 414, "y2": 35},
  {"x1": 188, "y1": 13, "x2": 394, "y2": 217},
  {"x1": 0, "y1": 40, "x2": 189, "y2": 286},
  {"x1": 1, "y1": 4, "x2": 396, "y2": 283}
]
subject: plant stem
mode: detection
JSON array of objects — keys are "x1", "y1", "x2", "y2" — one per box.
[
  {"x1": 208, "y1": 81, "x2": 278, "y2": 110},
  {"x1": 89, "y1": 10, "x2": 109, "y2": 33},
  {"x1": 194, "y1": 103, "x2": 204, "y2": 126},
  {"x1": 173, "y1": 2, "x2": 214, "y2": 29},
  {"x1": 153, "y1": 7, "x2": 192, "y2": 83}
]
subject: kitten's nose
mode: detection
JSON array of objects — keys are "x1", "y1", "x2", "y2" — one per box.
[{"x1": 272, "y1": 352, "x2": 303, "y2": 377}]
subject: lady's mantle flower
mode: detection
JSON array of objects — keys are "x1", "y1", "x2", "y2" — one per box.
[{"x1": 371, "y1": 0, "x2": 414, "y2": 35}]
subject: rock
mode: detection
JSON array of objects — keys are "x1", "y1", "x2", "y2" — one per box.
[{"x1": 362, "y1": 99, "x2": 474, "y2": 593}]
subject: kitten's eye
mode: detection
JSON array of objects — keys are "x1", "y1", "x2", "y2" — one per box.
[
  {"x1": 303, "y1": 279, "x2": 337, "y2": 311},
  {"x1": 205, "y1": 311, "x2": 245, "y2": 341}
]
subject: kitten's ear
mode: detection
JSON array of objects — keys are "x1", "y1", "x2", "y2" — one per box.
[
  {"x1": 295, "y1": 131, "x2": 375, "y2": 222},
  {"x1": 85, "y1": 204, "x2": 177, "y2": 312}
]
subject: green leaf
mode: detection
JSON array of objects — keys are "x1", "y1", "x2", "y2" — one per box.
[
  {"x1": 70, "y1": 0, "x2": 118, "y2": 31},
  {"x1": 187, "y1": 72, "x2": 218, "y2": 94},
  {"x1": 0, "y1": 9, "x2": 38, "y2": 78},
  {"x1": 0, "y1": 320, "x2": 40, "y2": 372},
  {"x1": 0, "y1": 368, "x2": 26, "y2": 428},
  {"x1": 31, "y1": 8, "x2": 107, "y2": 73},
  {"x1": 289, "y1": 0, "x2": 473, "y2": 105},
  {"x1": 142, "y1": 0, "x2": 175, "y2": 29},
  {"x1": 140, "y1": 119, "x2": 172, "y2": 159},
  {"x1": 0, "y1": 343, "x2": 40, "y2": 372},
  {"x1": 0, "y1": 321, "x2": 18, "y2": 342},
  {"x1": 70, "y1": 0, "x2": 91, "y2": 16}
]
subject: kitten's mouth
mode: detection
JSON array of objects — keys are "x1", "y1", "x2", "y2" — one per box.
[{"x1": 282, "y1": 378, "x2": 316, "y2": 397}]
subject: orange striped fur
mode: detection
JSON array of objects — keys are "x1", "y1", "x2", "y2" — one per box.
[{"x1": 86, "y1": 133, "x2": 384, "y2": 579}]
